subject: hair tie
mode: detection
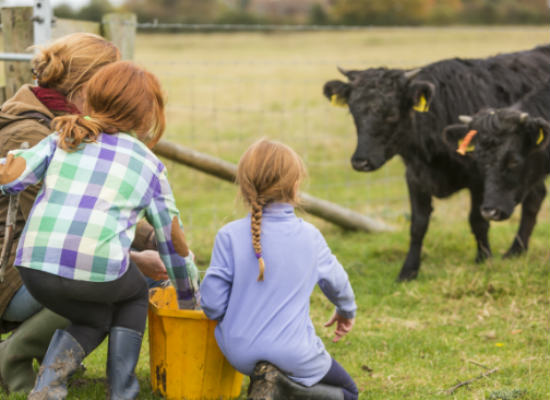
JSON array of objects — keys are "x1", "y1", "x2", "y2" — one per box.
[
  {"x1": 255, "y1": 252, "x2": 262, "y2": 259},
  {"x1": 83, "y1": 115, "x2": 92, "y2": 120}
]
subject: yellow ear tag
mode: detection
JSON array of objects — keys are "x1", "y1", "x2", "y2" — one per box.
[
  {"x1": 536, "y1": 128, "x2": 544, "y2": 145},
  {"x1": 413, "y1": 94, "x2": 429, "y2": 112},
  {"x1": 330, "y1": 94, "x2": 347, "y2": 107}
]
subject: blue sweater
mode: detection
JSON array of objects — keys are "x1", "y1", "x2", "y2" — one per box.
[{"x1": 200, "y1": 202, "x2": 357, "y2": 386}]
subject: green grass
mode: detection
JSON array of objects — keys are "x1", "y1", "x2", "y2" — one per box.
[{"x1": 1, "y1": 26, "x2": 549, "y2": 399}]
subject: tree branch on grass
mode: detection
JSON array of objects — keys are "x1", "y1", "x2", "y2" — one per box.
[{"x1": 446, "y1": 368, "x2": 498, "y2": 395}]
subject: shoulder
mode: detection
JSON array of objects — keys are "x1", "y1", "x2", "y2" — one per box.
[
  {"x1": 218, "y1": 216, "x2": 250, "y2": 237},
  {"x1": 299, "y1": 220, "x2": 330, "y2": 250},
  {"x1": 296, "y1": 217, "x2": 323, "y2": 238},
  {"x1": 114, "y1": 133, "x2": 166, "y2": 173}
]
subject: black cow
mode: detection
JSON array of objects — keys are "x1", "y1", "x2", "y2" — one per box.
[
  {"x1": 443, "y1": 80, "x2": 550, "y2": 257},
  {"x1": 323, "y1": 45, "x2": 550, "y2": 281}
]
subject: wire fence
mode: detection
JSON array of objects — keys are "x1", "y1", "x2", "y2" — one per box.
[
  {"x1": 3, "y1": 19, "x2": 544, "y2": 247},
  {"x1": 132, "y1": 26, "x2": 412, "y2": 239},
  {"x1": 131, "y1": 24, "x2": 547, "y2": 245}
]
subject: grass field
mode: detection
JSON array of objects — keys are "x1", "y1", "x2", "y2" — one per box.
[{"x1": 1, "y1": 26, "x2": 549, "y2": 399}]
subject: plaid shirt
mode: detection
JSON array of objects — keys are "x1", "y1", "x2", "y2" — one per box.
[{"x1": 1, "y1": 132, "x2": 197, "y2": 303}]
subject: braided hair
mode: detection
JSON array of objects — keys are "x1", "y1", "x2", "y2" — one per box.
[{"x1": 236, "y1": 139, "x2": 306, "y2": 281}]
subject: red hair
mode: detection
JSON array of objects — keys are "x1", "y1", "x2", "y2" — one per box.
[{"x1": 52, "y1": 61, "x2": 165, "y2": 151}]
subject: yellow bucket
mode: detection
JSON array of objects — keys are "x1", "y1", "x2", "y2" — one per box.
[{"x1": 148, "y1": 286, "x2": 244, "y2": 399}]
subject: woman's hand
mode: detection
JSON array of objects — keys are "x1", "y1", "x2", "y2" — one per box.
[
  {"x1": 324, "y1": 311, "x2": 355, "y2": 343},
  {"x1": 130, "y1": 249, "x2": 168, "y2": 281}
]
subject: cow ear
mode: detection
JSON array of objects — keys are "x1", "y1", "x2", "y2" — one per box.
[
  {"x1": 524, "y1": 117, "x2": 550, "y2": 150},
  {"x1": 409, "y1": 81, "x2": 435, "y2": 113},
  {"x1": 443, "y1": 124, "x2": 476, "y2": 155},
  {"x1": 323, "y1": 80, "x2": 350, "y2": 107}
]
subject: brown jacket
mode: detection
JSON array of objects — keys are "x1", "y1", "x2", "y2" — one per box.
[
  {"x1": 0, "y1": 85, "x2": 55, "y2": 317},
  {"x1": 0, "y1": 86, "x2": 156, "y2": 319}
]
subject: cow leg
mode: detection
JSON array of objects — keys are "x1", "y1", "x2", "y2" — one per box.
[
  {"x1": 397, "y1": 173, "x2": 432, "y2": 281},
  {"x1": 505, "y1": 182, "x2": 546, "y2": 258},
  {"x1": 469, "y1": 188, "x2": 492, "y2": 262}
]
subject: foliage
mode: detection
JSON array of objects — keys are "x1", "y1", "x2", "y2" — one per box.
[
  {"x1": 459, "y1": 0, "x2": 548, "y2": 24},
  {"x1": 121, "y1": 0, "x2": 221, "y2": 23},
  {"x1": 52, "y1": 4, "x2": 76, "y2": 19},
  {"x1": 331, "y1": 0, "x2": 548, "y2": 25},
  {"x1": 331, "y1": 0, "x2": 433, "y2": 26},
  {"x1": 52, "y1": 0, "x2": 548, "y2": 25},
  {"x1": 53, "y1": 0, "x2": 113, "y2": 22},
  {"x1": 309, "y1": 4, "x2": 331, "y2": 25}
]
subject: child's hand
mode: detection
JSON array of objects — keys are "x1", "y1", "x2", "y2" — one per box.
[
  {"x1": 324, "y1": 311, "x2": 355, "y2": 343},
  {"x1": 130, "y1": 250, "x2": 169, "y2": 281}
]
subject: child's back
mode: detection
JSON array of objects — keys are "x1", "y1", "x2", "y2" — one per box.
[
  {"x1": 15, "y1": 131, "x2": 161, "y2": 281},
  {"x1": 200, "y1": 139, "x2": 357, "y2": 394}
]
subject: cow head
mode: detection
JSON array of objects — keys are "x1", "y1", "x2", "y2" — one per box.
[
  {"x1": 444, "y1": 108, "x2": 550, "y2": 221},
  {"x1": 323, "y1": 67, "x2": 435, "y2": 172}
]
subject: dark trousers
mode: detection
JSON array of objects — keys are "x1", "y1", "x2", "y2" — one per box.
[
  {"x1": 320, "y1": 358, "x2": 359, "y2": 400},
  {"x1": 18, "y1": 262, "x2": 148, "y2": 354}
]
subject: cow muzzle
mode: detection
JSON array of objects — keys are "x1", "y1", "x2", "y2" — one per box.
[
  {"x1": 480, "y1": 206, "x2": 509, "y2": 221},
  {"x1": 351, "y1": 159, "x2": 375, "y2": 172}
]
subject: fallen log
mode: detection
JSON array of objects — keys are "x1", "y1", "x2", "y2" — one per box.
[{"x1": 154, "y1": 140, "x2": 392, "y2": 233}]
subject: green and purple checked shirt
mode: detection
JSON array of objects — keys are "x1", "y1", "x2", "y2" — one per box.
[{"x1": 0, "y1": 132, "x2": 199, "y2": 304}]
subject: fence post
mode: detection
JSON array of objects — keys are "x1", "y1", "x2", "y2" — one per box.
[
  {"x1": 101, "y1": 13, "x2": 137, "y2": 60},
  {"x1": 1, "y1": 7, "x2": 34, "y2": 99}
]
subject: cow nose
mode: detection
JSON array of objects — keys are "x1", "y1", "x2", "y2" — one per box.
[
  {"x1": 351, "y1": 159, "x2": 370, "y2": 171},
  {"x1": 481, "y1": 207, "x2": 502, "y2": 221}
]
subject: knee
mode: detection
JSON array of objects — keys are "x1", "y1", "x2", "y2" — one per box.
[{"x1": 343, "y1": 382, "x2": 359, "y2": 400}]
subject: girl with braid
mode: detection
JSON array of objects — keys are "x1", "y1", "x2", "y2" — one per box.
[{"x1": 200, "y1": 139, "x2": 359, "y2": 400}]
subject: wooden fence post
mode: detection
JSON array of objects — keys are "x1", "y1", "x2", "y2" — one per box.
[
  {"x1": 1, "y1": 7, "x2": 34, "y2": 99},
  {"x1": 101, "y1": 13, "x2": 137, "y2": 60}
]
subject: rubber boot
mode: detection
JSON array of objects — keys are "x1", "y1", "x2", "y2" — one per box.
[
  {"x1": 106, "y1": 327, "x2": 143, "y2": 400},
  {"x1": 28, "y1": 329, "x2": 85, "y2": 400},
  {"x1": 247, "y1": 361, "x2": 344, "y2": 400},
  {"x1": 0, "y1": 309, "x2": 69, "y2": 394}
]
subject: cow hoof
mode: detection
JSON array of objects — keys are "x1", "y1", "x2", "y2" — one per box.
[
  {"x1": 503, "y1": 247, "x2": 525, "y2": 259},
  {"x1": 396, "y1": 270, "x2": 418, "y2": 282},
  {"x1": 475, "y1": 250, "x2": 492, "y2": 263}
]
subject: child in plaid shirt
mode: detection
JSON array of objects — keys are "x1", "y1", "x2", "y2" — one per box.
[{"x1": 0, "y1": 61, "x2": 198, "y2": 399}]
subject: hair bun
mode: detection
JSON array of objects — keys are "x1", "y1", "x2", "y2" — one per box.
[{"x1": 32, "y1": 48, "x2": 66, "y2": 88}]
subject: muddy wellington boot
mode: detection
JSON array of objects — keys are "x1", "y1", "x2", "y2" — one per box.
[
  {"x1": 0, "y1": 309, "x2": 69, "y2": 394},
  {"x1": 28, "y1": 329, "x2": 85, "y2": 400},
  {"x1": 106, "y1": 327, "x2": 143, "y2": 400},
  {"x1": 247, "y1": 361, "x2": 344, "y2": 400}
]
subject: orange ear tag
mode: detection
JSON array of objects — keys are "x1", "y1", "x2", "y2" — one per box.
[{"x1": 457, "y1": 130, "x2": 478, "y2": 155}]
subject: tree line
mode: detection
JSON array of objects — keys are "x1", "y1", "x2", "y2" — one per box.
[{"x1": 54, "y1": 0, "x2": 548, "y2": 26}]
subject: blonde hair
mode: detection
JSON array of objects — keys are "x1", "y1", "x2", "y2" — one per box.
[
  {"x1": 236, "y1": 139, "x2": 306, "y2": 281},
  {"x1": 52, "y1": 61, "x2": 165, "y2": 151},
  {"x1": 31, "y1": 32, "x2": 120, "y2": 102}
]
